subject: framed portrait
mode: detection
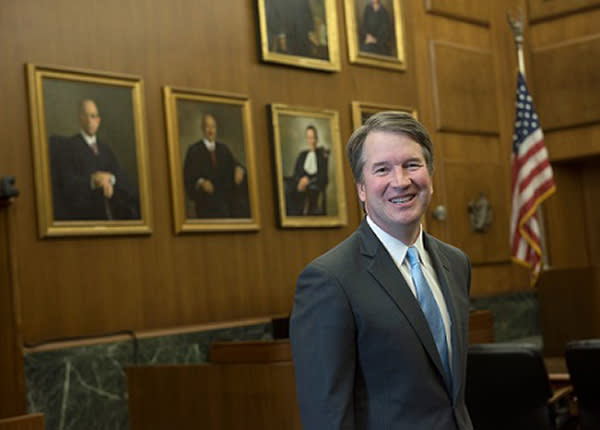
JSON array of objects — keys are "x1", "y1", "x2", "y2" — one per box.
[
  {"x1": 257, "y1": 0, "x2": 341, "y2": 72},
  {"x1": 163, "y1": 87, "x2": 260, "y2": 233},
  {"x1": 351, "y1": 100, "x2": 417, "y2": 130},
  {"x1": 344, "y1": 0, "x2": 407, "y2": 70},
  {"x1": 269, "y1": 103, "x2": 347, "y2": 228},
  {"x1": 26, "y1": 63, "x2": 152, "y2": 238}
]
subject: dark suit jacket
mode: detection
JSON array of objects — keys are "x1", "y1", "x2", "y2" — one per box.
[
  {"x1": 290, "y1": 219, "x2": 473, "y2": 429},
  {"x1": 50, "y1": 134, "x2": 139, "y2": 221},
  {"x1": 183, "y1": 140, "x2": 249, "y2": 218},
  {"x1": 266, "y1": 0, "x2": 315, "y2": 57},
  {"x1": 360, "y1": 4, "x2": 393, "y2": 56}
]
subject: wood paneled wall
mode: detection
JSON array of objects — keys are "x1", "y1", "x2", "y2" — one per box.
[
  {"x1": 2, "y1": 0, "x2": 586, "y2": 347},
  {"x1": 414, "y1": 0, "x2": 530, "y2": 296},
  {"x1": 1, "y1": 0, "x2": 418, "y2": 344},
  {"x1": 528, "y1": 5, "x2": 600, "y2": 268},
  {"x1": 0, "y1": 201, "x2": 26, "y2": 418}
]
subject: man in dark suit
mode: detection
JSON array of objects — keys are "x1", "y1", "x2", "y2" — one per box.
[
  {"x1": 290, "y1": 111, "x2": 473, "y2": 429},
  {"x1": 183, "y1": 113, "x2": 249, "y2": 218},
  {"x1": 288, "y1": 125, "x2": 329, "y2": 216},
  {"x1": 266, "y1": 0, "x2": 321, "y2": 58},
  {"x1": 50, "y1": 99, "x2": 139, "y2": 221},
  {"x1": 360, "y1": 0, "x2": 393, "y2": 56}
]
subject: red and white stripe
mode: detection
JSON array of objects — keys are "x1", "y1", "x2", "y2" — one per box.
[{"x1": 510, "y1": 128, "x2": 555, "y2": 284}]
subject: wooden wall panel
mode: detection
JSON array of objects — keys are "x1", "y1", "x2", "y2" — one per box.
[
  {"x1": 430, "y1": 41, "x2": 499, "y2": 134},
  {"x1": 0, "y1": 0, "x2": 566, "y2": 347},
  {"x1": 127, "y1": 364, "x2": 301, "y2": 430},
  {"x1": 0, "y1": 0, "x2": 424, "y2": 343},
  {"x1": 528, "y1": 0, "x2": 600, "y2": 22},
  {"x1": 543, "y1": 164, "x2": 589, "y2": 268},
  {"x1": 442, "y1": 162, "x2": 508, "y2": 264},
  {"x1": 546, "y1": 125, "x2": 600, "y2": 162},
  {"x1": 529, "y1": 5, "x2": 600, "y2": 45},
  {"x1": 583, "y1": 158, "x2": 600, "y2": 266},
  {"x1": 411, "y1": 0, "x2": 527, "y2": 295},
  {"x1": 528, "y1": 1, "x2": 600, "y2": 276},
  {"x1": 471, "y1": 264, "x2": 529, "y2": 297},
  {"x1": 531, "y1": 35, "x2": 600, "y2": 131},
  {"x1": 0, "y1": 202, "x2": 26, "y2": 418},
  {"x1": 425, "y1": 0, "x2": 490, "y2": 25}
]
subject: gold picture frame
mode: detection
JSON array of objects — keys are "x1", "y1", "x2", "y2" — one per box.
[
  {"x1": 351, "y1": 100, "x2": 417, "y2": 129},
  {"x1": 163, "y1": 87, "x2": 260, "y2": 233},
  {"x1": 344, "y1": 0, "x2": 407, "y2": 70},
  {"x1": 26, "y1": 63, "x2": 152, "y2": 238},
  {"x1": 257, "y1": 0, "x2": 341, "y2": 72},
  {"x1": 269, "y1": 103, "x2": 347, "y2": 228}
]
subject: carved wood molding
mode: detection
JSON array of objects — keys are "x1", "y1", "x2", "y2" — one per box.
[
  {"x1": 531, "y1": 34, "x2": 600, "y2": 132},
  {"x1": 424, "y1": 0, "x2": 490, "y2": 26},
  {"x1": 430, "y1": 40, "x2": 499, "y2": 135},
  {"x1": 528, "y1": 0, "x2": 600, "y2": 23}
]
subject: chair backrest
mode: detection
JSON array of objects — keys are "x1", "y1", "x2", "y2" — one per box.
[
  {"x1": 565, "y1": 339, "x2": 600, "y2": 430},
  {"x1": 466, "y1": 343, "x2": 556, "y2": 430}
]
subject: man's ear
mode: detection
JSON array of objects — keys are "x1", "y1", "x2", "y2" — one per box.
[{"x1": 356, "y1": 182, "x2": 366, "y2": 204}]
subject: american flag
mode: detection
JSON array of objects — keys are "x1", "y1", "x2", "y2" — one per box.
[{"x1": 510, "y1": 72, "x2": 556, "y2": 285}]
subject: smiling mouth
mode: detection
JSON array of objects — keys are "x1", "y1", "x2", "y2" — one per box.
[{"x1": 389, "y1": 195, "x2": 415, "y2": 204}]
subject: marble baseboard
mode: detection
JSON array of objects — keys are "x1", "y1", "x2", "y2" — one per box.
[
  {"x1": 25, "y1": 293, "x2": 542, "y2": 430},
  {"x1": 25, "y1": 323, "x2": 272, "y2": 430},
  {"x1": 470, "y1": 291, "x2": 541, "y2": 342}
]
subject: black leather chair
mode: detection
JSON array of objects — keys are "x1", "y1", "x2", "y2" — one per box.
[
  {"x1": 565, "y1": 339, "x2": 600, "y2": 430},
  {"x1": 466, "y1": 343, "x2": 571, "y2": 430}
]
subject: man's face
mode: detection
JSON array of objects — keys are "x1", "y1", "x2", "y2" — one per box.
[
  {"x1": 79, "y1": 100, "x2": 101, "y2": 137},
  {"x1": 357, "y1": 131, "x2": 433, "y2": 244},
  {"x1": 305, "y1": 128, "x2": 317, "y2": 151},
  {"x1": 203, "y1": 115, "x2": 217, "y2": 141}
]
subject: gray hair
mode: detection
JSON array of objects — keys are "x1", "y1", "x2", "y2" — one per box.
[{"x1": 346, "y1": 111, "x2": 434, "y2": 184}]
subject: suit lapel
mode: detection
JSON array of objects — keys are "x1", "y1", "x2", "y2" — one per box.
[
  {"x1": 358, "y1": 222, "x2": 449, "y2": 389},
  {"x1": 423, "y1": 234, "x2": 462, "y2": 401}
]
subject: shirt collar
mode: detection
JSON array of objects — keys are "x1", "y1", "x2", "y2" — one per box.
[
  {"x1": 80, "y1": 130, "x2": 96, "y2": 146},
  {"x1": 203, "y1": 138, "x2": 216, "y2": 150},
  {"x1": 366, "y1": 216, "x2": 427, "y2": 266}
]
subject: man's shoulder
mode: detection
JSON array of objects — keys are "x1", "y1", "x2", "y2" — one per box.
[
  {"x1": 185, "y1": 140, "x2": 207, "y2": 155},
  {"x1": 66, "y1": 133, "x2": 84, "y2": 143},
  {"x1": 306, "y1": 229, "x2": 363, "y2": 273},
  {"x1": 316, "y1": 147, "x2": 329, "y2": 158},
  {"x1": 215, "y1": 141, "x2": 234, "y2": 155},
  {"x1": 425, "y1": 232, "x2": 469, "y2": 262}
]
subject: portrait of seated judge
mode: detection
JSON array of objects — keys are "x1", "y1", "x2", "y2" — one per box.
[
  {"x1": 286, "y1": 125, "x2": 329, "y2": 216},
  {"x1": 181, "y1": 110, "x2": 250, "y2": 219},
  {"x1": 356, "y1": 0, "x2": 396, "y2": 57},
  {"x1": 49, "y1": 98, "x2": 140, "y2": 221},
  {"x1": 265, "y1": 0, "x2": 330, "y2": 60}
]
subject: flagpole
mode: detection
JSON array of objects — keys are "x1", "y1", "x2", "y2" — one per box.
[{"x1": 507, "y1": 8, "x2": 550, "y2": 270}]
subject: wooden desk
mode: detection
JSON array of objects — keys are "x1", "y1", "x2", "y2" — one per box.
[
  {"x1": 468, "y1": 310, "x2": 494, "y2": 344},
  {"x1": 128, "y1": 309, "x2": 494, "y2": 430},
  {"x1": 128, "y1": 363, "x2": 301, "y2": 430},
  {"x1": 128, "y1": 340, "x2": 301, "y2": 430},
  {"x1": 537, "y1": 267, "x2": 600, "y2": 356},
  {"x1": 0, "y1": 414, "x2": 44, "y2": 430}
]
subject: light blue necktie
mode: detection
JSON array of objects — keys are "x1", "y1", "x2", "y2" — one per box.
[{"x1": 406, "y1": 247, "x2": 452, "y2": 387}]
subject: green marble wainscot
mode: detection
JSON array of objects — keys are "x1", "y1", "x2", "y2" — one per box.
[
  {"x1": 470, "y1": 291, "x2": 541, "y2": 342},
  {"x1": 25, "y1": 322, "x2": 273, "y2": 430}
]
